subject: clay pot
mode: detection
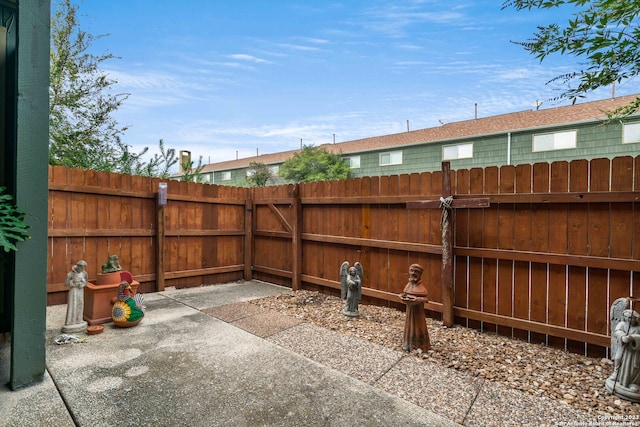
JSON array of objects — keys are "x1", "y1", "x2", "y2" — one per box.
[{"x1": 87, "y1": 325, "x2": 104, "y2": 335}]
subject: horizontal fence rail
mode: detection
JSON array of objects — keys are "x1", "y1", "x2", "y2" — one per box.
[{"x1": 47, "y1": 156, "x2": 640, "y2": 356}]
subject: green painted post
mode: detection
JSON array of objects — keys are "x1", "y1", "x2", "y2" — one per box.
[{"x1": 10, "y1": 0, "x2": 50, "y2": 390}]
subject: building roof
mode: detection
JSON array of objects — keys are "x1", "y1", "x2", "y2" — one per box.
[{"x1": 200, "y1": 94, "x2": 640, "y2": 173}]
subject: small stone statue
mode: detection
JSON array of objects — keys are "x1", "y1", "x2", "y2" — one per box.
[
  {"x1": 399, "y1": 264, "x2": 430, "y2": 352},
  {"x1": 101, "y1": 254, "x2": 122, "y2": 274},
  {"x1": 606, "y1": 297, "x2": 640, "y2": 402},
  {"x1": 340, "y1": 261, "x2": 363, "y2": 317},
  {"x1": 62, "y1": 260, "x2": 88, "y2": 334}
]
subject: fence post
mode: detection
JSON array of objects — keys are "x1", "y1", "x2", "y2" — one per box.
[
  {"x1": 292, "y1": 184, "x2": 302, "y2": 291},
  {"x1": 441, "y1": 162, "x2": 454, "y2": 327},
  {"x1": 156, "y1": 182, "x2": 167, "y2": 291},
  {"x1": 244, "y1": 190, "x2": 253, "y2": 280}
]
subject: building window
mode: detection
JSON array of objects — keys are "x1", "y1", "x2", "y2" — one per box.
[
  {"x1": 269, "y1": 165, "x2": 279, "y2": 174},
  {"x1": 533, "y1": 130, "x2": 577, "y2": 152},
  {"x1": 379, "y1": 151, "x2": 402, "y2": 166},
  {"x1": 199, "y1": 173, "x2": 212, "y2": 184},
  {"x1": 344, "y1": 156, "x2": 360, "y2": 168},
  {"x1": 623, "y1": 122, "x2": 640, "y2": 144},
  {"x1": 221, "y1": 171, "x2": 231, "y2": 181},
  {"x1": 442, "y1": 142, "x2": 473, "y2": 160},
  {"x1": 246, "y1": 169, "x2": 255, "y2": 177}
]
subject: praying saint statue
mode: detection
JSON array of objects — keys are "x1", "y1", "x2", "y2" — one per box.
[
  {"x1": 606, "y1": 297, "x2": 640, "y2": 402},
  {"x1": 340, "y1": 261, "x2": 363, "y2": 317},
  {"x1": 62, "y1": 260, "x2": 89, "y2": 334},
  {"x1": 399, "y1": 263, "x2": 430, "y2": 352}
]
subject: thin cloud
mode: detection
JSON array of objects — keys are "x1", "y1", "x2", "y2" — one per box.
[
  {"x1": 397, "y1": 44, "x2": 424, "y2": 50},
  {"x1": 276, "y1": 43, "x2": 323, "y2": 52},
  {"x1": 294, "y1": 37, "x2": 331, "y2": 45},
  {"x1": 357, "y1": 3, "x2": 468, "y2": 37},
  {"x1": 227, "y1": 54, "x2": 272, "y2": 64},
  {"x1": 105, "y1": 67, "x2": 229, "y2": 109},
  {"x1": 217, "y1": 61, "x2": 257, "y2": 70}
]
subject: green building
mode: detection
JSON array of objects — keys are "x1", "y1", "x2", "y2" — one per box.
[{"x1": 187, "y1": 95, "x2": 640, "y2": 186}]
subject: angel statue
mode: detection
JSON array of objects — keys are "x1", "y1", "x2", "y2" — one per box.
[
  {"x1": 340, "y1": 261, "x2": 363, "y2": 317},
  {"x1": 606, "y1": 297, "x2": 640, "y2": 402}
]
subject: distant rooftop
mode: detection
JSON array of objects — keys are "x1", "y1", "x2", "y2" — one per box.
[{"x1": 199, "y1": 94, "x2": 640, "y2": 173}]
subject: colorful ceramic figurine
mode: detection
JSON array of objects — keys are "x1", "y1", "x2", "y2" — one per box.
[{"x1": 112, "y1": 272, "x2": 145, "y2": 327}]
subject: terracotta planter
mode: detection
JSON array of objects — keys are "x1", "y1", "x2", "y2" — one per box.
[
  {"x1": 83, "y1": 272, "x2": 139, "y2": 325},
  {"x1": 95, "y1": 271, "x2": 121, "y2": 286}
]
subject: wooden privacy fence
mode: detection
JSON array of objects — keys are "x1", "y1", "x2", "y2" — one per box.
[
  {"x1": 47, "y1": 156, "x2": 640, "y2": 356},
  {"x1": 249, "y1": 157, "x2": 640, "y2": 357},
  {"x1": 47, "y1": 166, "x2": 249, "y2": 304}
]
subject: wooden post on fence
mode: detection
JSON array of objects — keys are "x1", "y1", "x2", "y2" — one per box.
[
  {"x1": 156, "y1": 182, "x2": 167, "y2": 291},
  {"x1": 440, "y1": 162, "x2": 455, "y2": 327},
  {"x1": 244, "y1": 196, "x2": 253, "y2": 280},
  {"x1": 407, "y1": 162, "x2": 489, "y2": 327},
  {"x1": 291, "y1": 184, "x2": 302, "y2": 291}
]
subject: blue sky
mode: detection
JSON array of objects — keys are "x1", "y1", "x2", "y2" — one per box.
[{"x1": 76, "y1": 0, "x2": 640, "y2": 165}]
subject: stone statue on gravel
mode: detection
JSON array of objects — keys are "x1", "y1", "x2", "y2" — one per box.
[
  {"x1": 606, "y1": 297, "x2": 640, "y2": 402},
  {"x1": 340, "y1": 261, "x2": 362, "y2": 317},
  {"x1": 399, "y1": 263, "x2": 430, "y2": 353}
]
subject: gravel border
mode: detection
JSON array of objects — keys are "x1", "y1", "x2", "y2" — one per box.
[{"x1": 250, "y1": 290, "x2": 640, "y2": 417}]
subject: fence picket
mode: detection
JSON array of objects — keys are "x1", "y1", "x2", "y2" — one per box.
[
  {"x1": 513, "y1": 163, "x2": 532, "y2": 342},
  {"x1": 482, "y1": 166, "x2": 499, "y2": 334},
  {"x1": 497, "y1": 165, "x2": 515, "y2": 338},
  {"x1": 548, "y1": 161, "x2": 569, "y2": 349}
]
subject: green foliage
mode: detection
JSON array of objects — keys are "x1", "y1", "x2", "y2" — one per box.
[
  {"x1": 119, "y1": 139, "x2": 178, "y2": 178},
  {"x1": 49, "y1": 0, "x2": 178, "y2": 176},
  {"x1": 49, "y1": 0, "x2": 130, "y2": 171},
  {"x1": 278, "y1": 145, "x2": 351, "y2": 183},
  {"x1": 503, "y1": 0, "x2": 640, "y2": 117},
  {"x1": 246, "y1": 162, "x2": 275, "y2": 187},
  {"x1": 179, "y1": 156, "x2": 205, "y2": 183},
  {"x1": 0, "y1": 187, "x2": 30, "y2": 253}
]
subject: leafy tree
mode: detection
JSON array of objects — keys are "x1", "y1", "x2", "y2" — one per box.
[
  {"x1": 503, "y1": 0, "x2": 640, "y2": 117},
  {"x1": 49, "y1": 0, "x2": 179, "y2": 177},
  {"x1": 246, "y1": 162, "x2": 275, "y2": 187},
  {"x1": 49, "y1": 0, "x2": 131, "y2": 171},
  {"x1": 278, "y1": 145, "x2": 351, "y2": 183},
  {"x1": 179, "y1": 156, "x2": 205, "y2": 183}
]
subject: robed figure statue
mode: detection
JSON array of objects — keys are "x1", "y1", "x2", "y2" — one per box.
[{"x1": 340, "y1": 261, "x2": 363, "y2": 317}]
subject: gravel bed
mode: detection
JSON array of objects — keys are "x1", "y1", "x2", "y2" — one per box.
[{"x1": 250, "y1": 290, "x2": 640, "y2": 417}]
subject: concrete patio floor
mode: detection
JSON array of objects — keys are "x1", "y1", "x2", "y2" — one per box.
[{"x1": 2, "y1": 280, "x2": 597, "y2": 426}]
